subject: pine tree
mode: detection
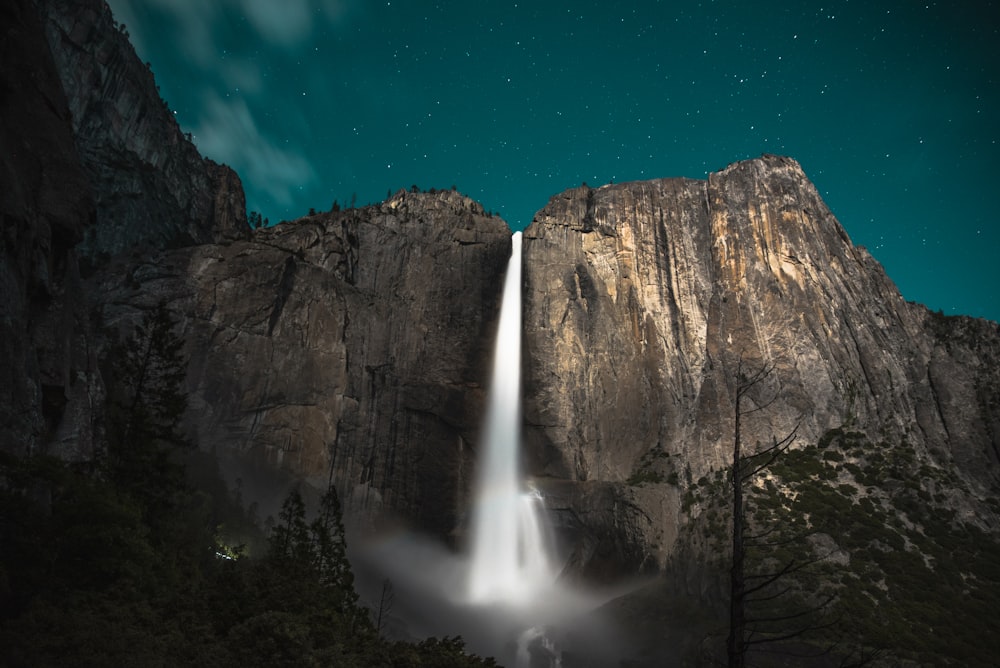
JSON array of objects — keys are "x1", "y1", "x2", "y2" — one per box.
[
  {"x1": 311, "y1": 482, "x2": 356, "y2": 611},
  {"x1": 103, "y1": 301, "x2": 189, "y2": 526},
  {"x1": 269, "y1": 487, "x2": 311, "y2": 565}
]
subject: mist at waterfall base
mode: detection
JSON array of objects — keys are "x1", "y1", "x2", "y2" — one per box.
[{"x1": 354, "y1": 233, "x2": 631, "y2": 667}]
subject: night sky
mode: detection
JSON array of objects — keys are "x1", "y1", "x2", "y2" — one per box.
[{"x1": 106, "y1": 0, "x2": 998, "y2": 321}]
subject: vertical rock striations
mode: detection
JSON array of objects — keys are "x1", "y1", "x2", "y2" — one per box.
[
  {"x1": 523, "y1": 154, "x2": 1000, "y2": 574},
  {"x1": 38, "y1": 0, "x2": 248, "y2": 260}
]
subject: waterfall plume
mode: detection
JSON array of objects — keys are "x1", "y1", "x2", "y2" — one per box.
[{"x1": 467, "y1": 231, "x2": 557, "y2": 605}]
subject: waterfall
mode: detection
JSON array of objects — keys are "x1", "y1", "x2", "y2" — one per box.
[{"x1": 467, "y1": 231, "x2": 556, "y2": 605}]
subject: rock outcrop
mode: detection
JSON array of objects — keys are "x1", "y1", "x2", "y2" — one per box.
[
  {"x1": 94, "y1": 191, "x2": 511, "y2": 538},
  {"x1": 522, "y1": 155, "x2": 1000, "y2": 574},
  {"x1": 38, "y1": 0, "x2": 248, "y2": 260}
]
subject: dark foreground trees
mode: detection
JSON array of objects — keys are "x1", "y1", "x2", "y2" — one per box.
[
  {"x1": 0, "y1": 455, "x2": 496, "y2": 666},
  {"x1": 0, "y1": 304, "x2": 495, "y2": 667}
]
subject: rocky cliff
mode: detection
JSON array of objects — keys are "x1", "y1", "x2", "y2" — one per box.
[
  {"x1": 7, "y1": 0, "x2": 1000, "y2": 592},
  {"x1": 93, "y1": 192, "x2": 511, "y2": 537},
  {"x1": 1, "y1": 0, "x2": 97, "y2": 457},
  {"x1": 522, "y1": 155, "x2": 1000, "y2": 574},
  {"x1": 38, "y1": 0, "x2": 247, "y2": 260}
]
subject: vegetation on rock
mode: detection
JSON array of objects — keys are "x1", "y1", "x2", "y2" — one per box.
[{"x1": 673, "y1": 427, "x2": 1000, "y2": 666}]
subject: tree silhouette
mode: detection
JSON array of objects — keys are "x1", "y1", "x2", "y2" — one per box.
[
  {"x1": 269, "y1": 487, "x2": 311, "y2": 565},
  {"x1": 727, "y1": 356, "x2": 796, "y2": 667},
  {"x1": 724, "y1": 354, "x2": 872, "y2": 667},
  {"x1": 311, "y1": 482, "x2": 356, "y2": 610},
  {"x1": 103, "y1": 301, "x2": 190, "y2": 528}
]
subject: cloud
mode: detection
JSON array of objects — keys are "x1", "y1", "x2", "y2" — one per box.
[
  {"x1": 107, "y1": 0, "x2": 357, "y2": 212},
  {"x1": 220, "y1": 60, "x2": 264, "y2": 95},
  {"x1": 238, "y1": 0, "x2": 356, "y2": 46},
  {"x1": 111, "y1": 0, "x2": 356, "y2": 64},
  {"x1": 146, "y1": 0, "x2": 220, "y2": 65},
  {"x1": 239, "y1": 0, "x2": 312, "y2": 46},
  {"x1": 189, "y1": 91, "x2": 317, "y2": 207}
]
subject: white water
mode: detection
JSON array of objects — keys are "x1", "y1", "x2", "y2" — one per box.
[{"x1": 467, "y1": 231, "x2": 557, "y2": 605}]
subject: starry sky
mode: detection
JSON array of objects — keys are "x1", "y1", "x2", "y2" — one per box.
[{"x1": 106, "y1": 0, "x2": 998, "y2": 321}]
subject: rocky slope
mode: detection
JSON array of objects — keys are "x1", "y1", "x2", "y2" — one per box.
[
  {"x1": 93, "y1": 192, "x2": 511, "y2": 537},
  {"x1": 522, "y1": 155, "x2": 1000, "y2": 574},
  {"x1": 38, "y1": 0, "x2": 247, "y2": 260}
]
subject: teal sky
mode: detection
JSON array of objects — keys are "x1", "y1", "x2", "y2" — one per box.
[{"x1": 107, "y1": 0, "x2": 998, "y2": 321}]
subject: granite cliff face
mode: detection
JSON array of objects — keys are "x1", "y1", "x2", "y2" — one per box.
[
  {"x1": 522, "y1": 155, "x2": 1000, "y2": 574},
  {"x1": 94, "y1": 192, "x2": 511, "y2": 537},
  {"x1": 39, "y1": 0, "x2": 247, "y2": 259}
]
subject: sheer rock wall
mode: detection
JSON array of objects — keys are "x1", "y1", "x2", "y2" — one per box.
[
  {"x1": 2, "y1": 0, "x2": 247, "y2": 459},
  {"x1": 522, "y1": 155, "x2": 1000, "y2": 575},
  {"x1": 94, "y1": 192, "x2": 511, "y2": 538},
  {"x1": 1, "y1": 0, "x2": 96, "y2": 457}
]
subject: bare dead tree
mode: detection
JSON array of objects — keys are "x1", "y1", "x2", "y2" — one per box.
[
  {"x1": 374, "y1": 577, "x2": 395, "y2": 638},
  {"x1": 727, "y1": 353, "x2": 799, "y2": 668},
  {"x1": 724, "y1": 353, "x2": 878, "y2": 667}
]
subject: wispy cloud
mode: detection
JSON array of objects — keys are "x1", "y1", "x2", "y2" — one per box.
[
  {"x1": 109, "y1": 0, "x2": 356, "y2": 58},
  {"x1": 239, "y1": 0, "x2": 356, "y2": 46},
  {"x1": 105, "y1": 0, "x2": 356, "y2": 213},
  {"x1": 239, "y1": 0, "x2": 312, "y2": 46},
  {"x1": 108, "y1": 0, "x2": 220, "y2": 66},
  {"x1": 190, "y1": 92, "x2": 317, "y2": 207}
]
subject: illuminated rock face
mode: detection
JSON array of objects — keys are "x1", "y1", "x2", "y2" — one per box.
[{"x1": 522, "y1": 155, "x2": 1000, "y2": 575}]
